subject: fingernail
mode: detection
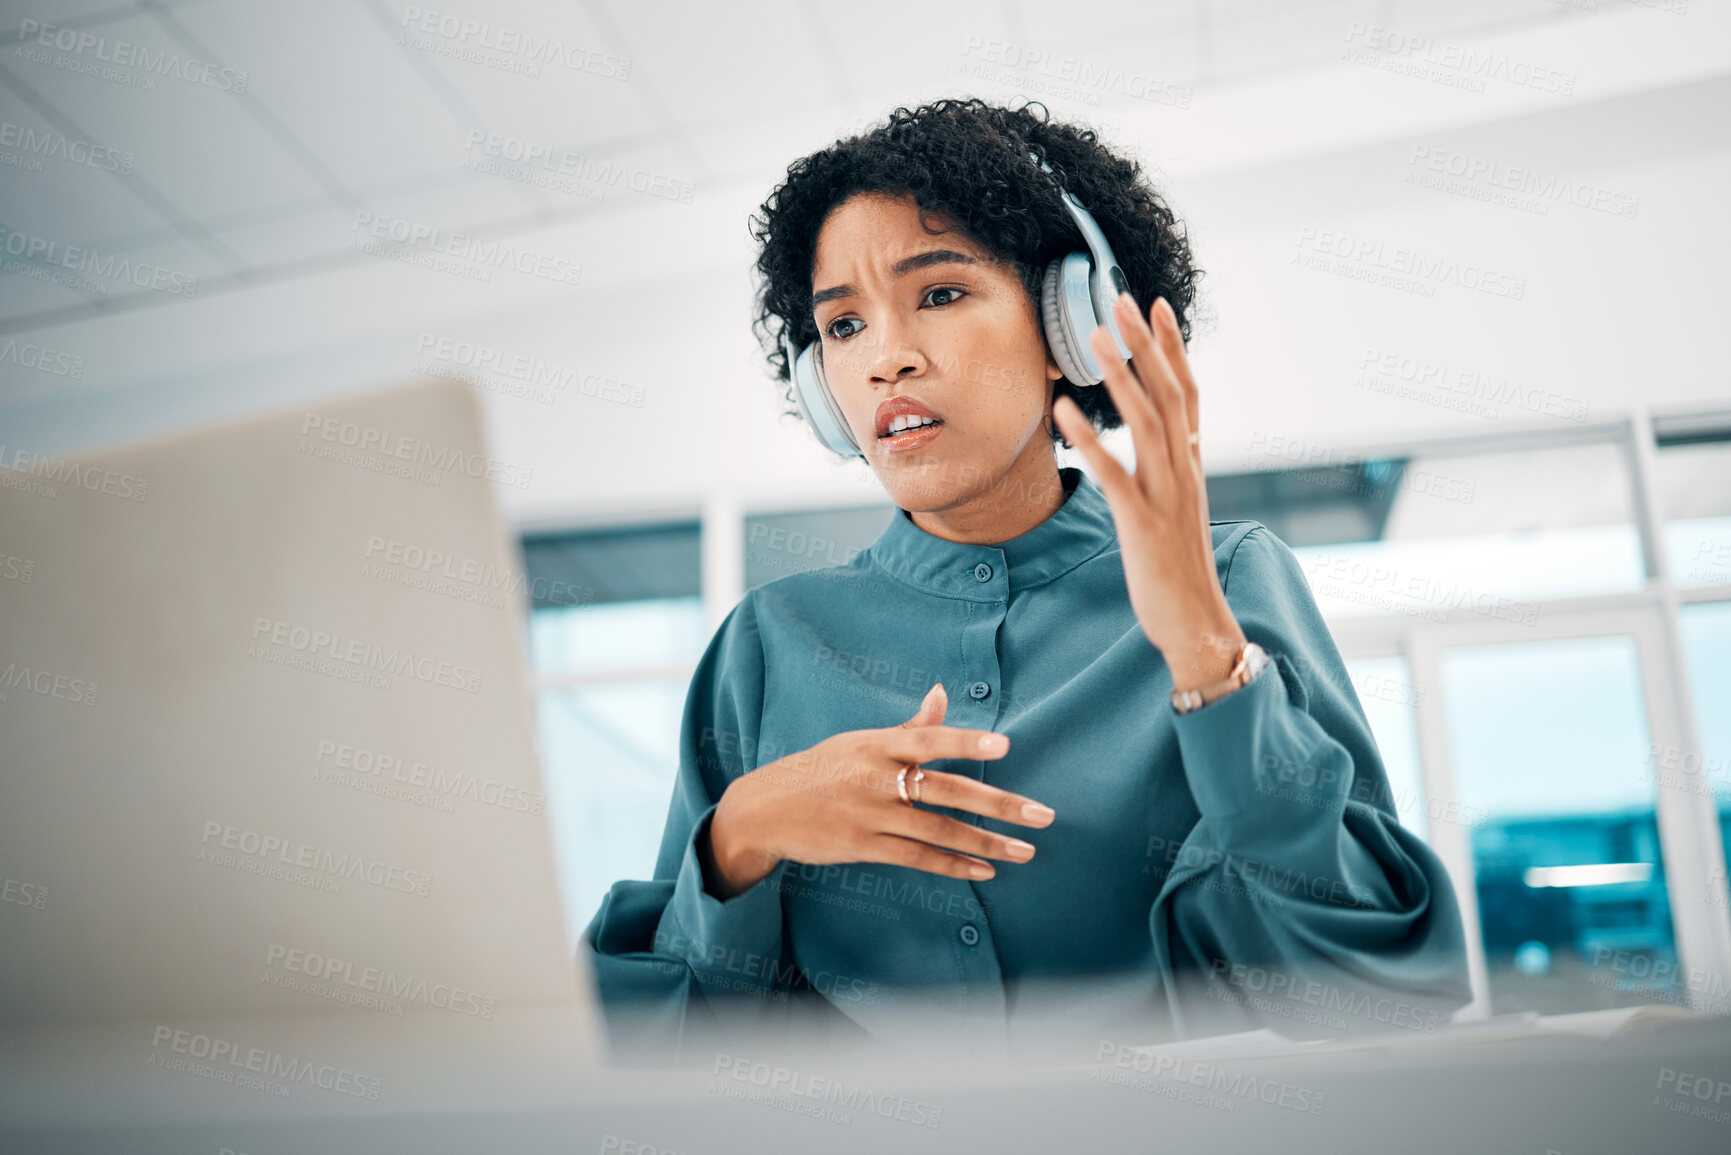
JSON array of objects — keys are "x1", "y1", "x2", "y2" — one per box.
[
  {"x1": 1116, "y1": 290, "x2": 1133, "y2": 310},
  {"x1": 979, "y1": 733, "x2": 1008, "y2": 752},
  {"x1": 1005, "y1": 838, "x2": 1035, "y2": 860},
  {"x1": 1021, "y1": 802, "x2": 1055, "y2": 822},
  {"x1": 969, "y1": 863, "x2": 995, "y2": 879}
]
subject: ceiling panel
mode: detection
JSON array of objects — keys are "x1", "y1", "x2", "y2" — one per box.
[
  {"x1": 995, "y1": 0, "x2": 1198, "y2": 87},
  {"x1": 360, "y1": 170, "x2": 571, "y2": 239},
  {"x1": 395, "y1": 0, "x2": 657, "y2": 164},
  {"x1": 945, "y1": 25, "x2": 1202, "y2": 121},
  {"x1": 7, "y1": 10, "x2": 327, "y2": 232},
  {"x1": 0, "y1": 97, "x2": 170, "y2": 247},
  {"x1": 0, "y1": 258, "x2": 92, "y2": 320},
  {"x1": 0, "y1": 227, "x2": 228, "y2": 326},
  {"x1": 1201, "y1": 0, "x2": 1374, "y2": 82},
  {"x1": 816, "y1": 0, "x2": 1012, "y2": 92},
  {"x1": 174, "y1": 0, "x2": 464, "y2": 195},
  {"x1": 598, "y1": 0, "x2": 813, "y2": 126},
  {"x1": 212, "y1": 203, "x2": 368, "y2": 268},
  {"x1": 19, "y1": 0, "x2": 181, "y2": 22}
]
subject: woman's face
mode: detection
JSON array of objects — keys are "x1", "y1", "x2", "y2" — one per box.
[{"x1": 809, "y1": 191, "x2": 1064, "y2": 515}]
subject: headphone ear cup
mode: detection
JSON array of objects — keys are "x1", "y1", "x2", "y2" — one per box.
[
  {"x1": 1041, "y1": 255, "x2": 1100, "y2": 387},
  {"x1": 788, "y1": 340, "x2": 864, "y2": 459}
]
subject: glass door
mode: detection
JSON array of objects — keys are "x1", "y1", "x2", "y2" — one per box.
[{"x1": 1405, "y1": 604, "x2": 1731, "y2": 1018}]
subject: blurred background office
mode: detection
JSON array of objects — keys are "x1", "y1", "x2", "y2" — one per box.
[{"x1": 2, "y1": 0, "x2": 1727, "y2": 1024}]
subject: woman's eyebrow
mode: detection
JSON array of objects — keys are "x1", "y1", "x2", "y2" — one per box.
[{"x1": 811, "y1": 249, "x2": 978, "y2": 310}]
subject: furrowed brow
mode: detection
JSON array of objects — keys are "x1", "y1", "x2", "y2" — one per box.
[{"x1": 811, "y1": 250, "x2": 979, "y2": 310}]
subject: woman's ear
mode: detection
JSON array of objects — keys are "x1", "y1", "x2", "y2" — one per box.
[
  {"x1": 1044, "y1": 353, "x2": 1067, "y2": 444},
  {"x1": 1045, "y1": 384, "x2": 1069, "y2": 449}
]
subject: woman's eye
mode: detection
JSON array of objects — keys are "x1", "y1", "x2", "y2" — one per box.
[{"x1": 823, "y1": 288, "x2": 964, "y2": 342}]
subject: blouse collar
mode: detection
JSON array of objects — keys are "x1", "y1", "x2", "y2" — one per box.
[{"x1": 863, "y1": 466, "x2": 1116, "y2": 600}]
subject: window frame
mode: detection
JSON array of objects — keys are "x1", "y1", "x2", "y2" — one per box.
[{"x1": 1325, "y1": 406, "x2": 1731, "y2": 1019}]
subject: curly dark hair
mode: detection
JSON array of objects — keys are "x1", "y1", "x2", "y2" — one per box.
[{"x1": 748, "y1": 97, "x2": 1202, "y2": 449}]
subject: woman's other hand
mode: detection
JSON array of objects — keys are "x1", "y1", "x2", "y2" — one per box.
[{"x1": 700, "y1": 682, "x2": 1056, "y2": 899}]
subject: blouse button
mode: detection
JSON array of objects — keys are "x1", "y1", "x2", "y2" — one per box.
[
  {"x1": 959, "y1": 924, "x2": 980, "y2": 947},
  {"x1": 972, "y1": 562, "x2": 993, "y2": 582},
  {"x1": 968, "y1": 681, "x2": 991, "y2": 701}
]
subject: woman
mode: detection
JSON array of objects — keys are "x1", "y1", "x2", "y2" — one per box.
[{"x1": 583, "y1": 98, "x2": 1470, "y2": 1060}]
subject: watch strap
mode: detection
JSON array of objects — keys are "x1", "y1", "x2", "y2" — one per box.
[{"x1": 1171, "y1": 641, "x2": 1268, "y2": 714}]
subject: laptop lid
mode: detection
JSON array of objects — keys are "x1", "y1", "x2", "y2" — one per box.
[{"x1": 0, "y1": 378, "x2": 603, "y2": 1124}]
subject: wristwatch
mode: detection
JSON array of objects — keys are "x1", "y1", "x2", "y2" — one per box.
[{"x1": 1170, "y1": 641, "x2": 1269, "y2": 714}]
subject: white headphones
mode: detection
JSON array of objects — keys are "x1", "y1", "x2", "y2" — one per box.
[{"x1": 783, "y1": 150, "x2": 1135, "y2": 460}]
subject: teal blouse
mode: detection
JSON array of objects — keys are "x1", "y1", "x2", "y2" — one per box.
[{"x1": 583, "y1": 466, "x2": 1470, "y2": 1056}]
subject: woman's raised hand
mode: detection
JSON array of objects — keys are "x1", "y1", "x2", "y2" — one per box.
[
  {"x1": 1049, "y1": 293, "x2": 1247, "y2": 691},
  {"x1": 700, "y1": 682, "x2": 1056, "y2": 900}
]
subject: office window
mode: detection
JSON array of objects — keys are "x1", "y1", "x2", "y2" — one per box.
[
  {"x1": 522, "y1": 523, "x2": 707, "y2": 951},
  {"x1": 1341, "y1": 655, "x2": 1430, "y2": 840},
  {"x1": 1653, "y1": 419, "x2": 1731, "y2": 947},
  {"x1": 1438, "y1": 635, "x2": 1678, "y2": 1015},
  {"x1": 1653, "y1": 428, "x2": 1731, "y2": 589},
  {"x1": 1211, "y1": 443, "x2": 1644, "y2": 620},
  {"x1": 1678, "y1": 601, "x2": 1731, "y2": 906},
  {"x1": 744, "y1": 505, "x2": 894, "y2": 590},
  {"x1": 1190, "y1": 414, "x2": 1731, "y2": 1020}
]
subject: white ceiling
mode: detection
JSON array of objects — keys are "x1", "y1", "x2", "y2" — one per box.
[
  {"x1": 3, "y1": 0, "x2": 1727, "y2": 524},
  {"x1": 1, "y1": 0, "x2": 1601, "y2": 334}
]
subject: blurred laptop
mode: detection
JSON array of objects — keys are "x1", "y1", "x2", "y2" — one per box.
[{"x1": 0, "y1": 378, "x2": 603, "y2": 1133}]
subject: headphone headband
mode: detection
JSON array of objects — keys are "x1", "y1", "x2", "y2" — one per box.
[{"x1": 1029, "y1": 150, "x2": 1134, "y2": 371}]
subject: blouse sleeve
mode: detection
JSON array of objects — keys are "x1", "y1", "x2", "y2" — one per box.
[
  {"x1": 579, "y1": 592, "x2": 799, "y2": 1053},
  {"x1": 1147, "y1": 524, "x2": 1474, "y2": 1039}
]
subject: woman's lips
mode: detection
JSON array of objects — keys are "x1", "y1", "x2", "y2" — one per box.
[{"x1": 879, "y1": 421, "x2": 944, "y2": 452}]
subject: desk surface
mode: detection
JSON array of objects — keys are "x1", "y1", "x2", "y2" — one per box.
[{"x1": 5, "y1": 1007, "x2": 1731, "y2": 1154}]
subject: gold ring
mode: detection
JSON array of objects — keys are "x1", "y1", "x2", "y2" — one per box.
[
  {"x1": 896, "y1": 765, "x2": 925, "y2": 806},
  {"x1": 910, "y1": 768, "x2": 926, "y2": 803}
]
